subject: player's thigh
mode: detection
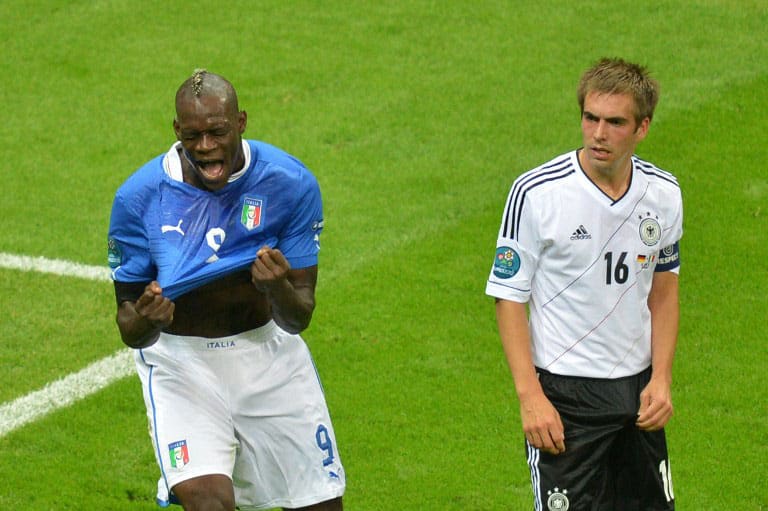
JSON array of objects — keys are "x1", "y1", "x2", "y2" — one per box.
[
  {"x1": 233, "y1": 333, "x2": 343, "y2": 461},
  {"x1": 531, "y1": 371, "x2": 633, "y2": 510},
  {"x1": 173, "y1": 474, "x2": 236, "y2": 510},
  {"x1": 528, "y1": 425, "x2": 617, "y2": 511},
  {"x1": 135, "y1": 344, "x2": 238, "y2": 489},
  {"x1": 287, "y1": 496, "x2": 343, "y2": 510},
  {"x1": 607, "y1": 426, "x2": 675, "y2": 510},
  {"x1": 228, "y1": 333, "x2": 345, "y2": 507}
]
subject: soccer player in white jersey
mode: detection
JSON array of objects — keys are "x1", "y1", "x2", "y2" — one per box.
[
  {"x1": 108, "y1": 70, "x2": 344, "y2": 511},
  {"x1": 486, "y1": 58, "x2": 682, "y2": 510}
]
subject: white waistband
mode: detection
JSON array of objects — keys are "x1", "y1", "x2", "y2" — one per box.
[{"x1": 157, "y1": 320, "x2": 281, "y2": 349}]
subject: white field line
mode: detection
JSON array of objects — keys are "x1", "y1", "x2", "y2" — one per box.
[
  {"x1": 0, "y1": 252, "x2": 133, "y2": 439},
  {"x1": 0, "y1": 252, "x2": 112, "y2": 282},
  {"x1": 0, "y1": 349, "x2": 135, "y2": 437}
]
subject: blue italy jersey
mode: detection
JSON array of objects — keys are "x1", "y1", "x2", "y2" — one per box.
[{"x1": 108, "y1": 140, "x2": 323, "y2": 300}]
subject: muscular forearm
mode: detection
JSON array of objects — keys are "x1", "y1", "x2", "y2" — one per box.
[
  {"x1": 264, "y1": 278, "x2": 315, "y2": 334},
  {"x1": 116, "y1": 303, "x2": 164, "y2": 348},
  {"x1": 251, "y1": 252, "x2": 318, "y2": 334},
  {"x1": 496, "y1": 298, "x2": 566, "y2": 454},
  {"x1": 495, "y1": 299, "x2": 542, "y2": 399},
  {"x1": 113, "y1": 281, "x2": 174, "y2": 349},
  {"x1": 648, "y1": 272, "x2": 679, "y2": 383},
  {"x1": 637, "y1": 271, "x2": 679, "y2": 430}
]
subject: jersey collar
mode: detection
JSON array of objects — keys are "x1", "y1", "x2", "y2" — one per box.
[{"x1": 163, "y1": 140, "x2": 251, "y2": 184}]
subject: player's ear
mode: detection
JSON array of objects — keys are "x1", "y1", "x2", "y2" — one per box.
[
  {"x1": 635, "y1": 116, "x2": 650, "y2": 141},
  {"x1": 238, "y1": 111, "x2": 247, "y2": 134},
  {"x1": 173, "y1": 118, "x2": 181, "y2": 140}
]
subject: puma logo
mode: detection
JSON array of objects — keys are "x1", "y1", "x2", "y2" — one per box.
[{"x1": 161, "y1": 219, "x2": 185, "y2": 236}]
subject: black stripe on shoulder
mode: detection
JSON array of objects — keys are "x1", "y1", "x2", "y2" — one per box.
[
  {"x1": 634, "y1": 157, "x2": 679, "y2": 188},
  {"x1": 502, "y1": 157, "x2": 575, "y2": 239}
]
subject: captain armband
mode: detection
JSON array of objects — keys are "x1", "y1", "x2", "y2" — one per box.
[{"x1": 655, "y1": 241, "x2": 680, "y2": 272}]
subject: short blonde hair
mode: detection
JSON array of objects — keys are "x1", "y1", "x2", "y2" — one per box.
[{"x1": 577, "y1": 58, "x2": 659, "y2": 124}]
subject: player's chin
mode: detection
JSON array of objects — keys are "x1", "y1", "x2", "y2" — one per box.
[{"x1": 199, "y1": 172, "x2": 230, "y2": 191}]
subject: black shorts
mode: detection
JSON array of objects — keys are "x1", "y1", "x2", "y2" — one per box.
[{"x1": 527, "y1": 367, "x2": 675, "y2": 511}]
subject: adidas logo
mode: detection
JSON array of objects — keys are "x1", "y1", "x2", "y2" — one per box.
[{"x1": 570, "y1": 225, "x2": 592, "y2": 240}]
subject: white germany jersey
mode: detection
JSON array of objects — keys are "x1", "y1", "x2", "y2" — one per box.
[{"x1": 486, "y1": 150, "x2": 683, "y2": 378}]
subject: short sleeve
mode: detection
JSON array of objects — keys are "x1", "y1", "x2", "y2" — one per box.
[
  {"x1": 274, "y1": 169, "x2": 323, "y2": 269},
  {"x1": 107, "y1": 191, "x2": 155, "y2": 284},
  {"x1": 655, "y1": 185, "x2": 683, "y2": 274},
  {"x1": 485, "y1": 186, "x2": 540, "y2": 303}
]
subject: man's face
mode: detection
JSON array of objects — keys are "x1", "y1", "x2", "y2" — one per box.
[
  {"x1": 173, "y1": 94, "x2": 247, "y2": 191},
  {"x1": 579, "y1": 91, "x2": 649, "y2": 177}
]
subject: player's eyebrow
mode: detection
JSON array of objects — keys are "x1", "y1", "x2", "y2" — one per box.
[{"x1": 583, "y1": 110, "x2": 629, "y2": 125}]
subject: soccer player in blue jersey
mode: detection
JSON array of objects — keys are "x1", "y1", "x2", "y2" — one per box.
[
  {"x1": 108, "y1": 70, "x2": 344, "y2": 511},
  {"x1": 486, "y1": 58, "x2": 681, "y2": 510}
]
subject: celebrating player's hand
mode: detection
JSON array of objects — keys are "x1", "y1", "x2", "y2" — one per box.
[
  {"x1": 134, "y1": 281, "x2": 175, "y2": 329},
  {"x1": 520, "y1": 391, "x2": 566, "y2": 455},
  {"x1": 251, "y1": 246, "x2": 291, "y2": 293}
]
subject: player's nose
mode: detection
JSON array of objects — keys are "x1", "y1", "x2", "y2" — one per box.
[
  {"x1": 594, "y1": 120, "x2": 608, "y2": 141},
  {"x1": 196, "y1": 133, "x2": 216, "y2": 152}
]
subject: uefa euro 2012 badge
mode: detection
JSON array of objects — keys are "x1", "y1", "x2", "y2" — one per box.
[
  {"x1": 107, "y1": 238, "x2": 121, "y2": 269},
  {"x1": 493, "y1": 246, "x2": 521, "y2": 279},
  {"x1": 547, "y1": 487, "x2": 569, "y2": 510}
]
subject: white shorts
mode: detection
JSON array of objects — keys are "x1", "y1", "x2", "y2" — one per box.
[{"x1": 133, "y1": 321, "x2": 345, "y2": 510}]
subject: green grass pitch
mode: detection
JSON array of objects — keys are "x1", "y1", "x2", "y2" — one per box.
[{"x1": 0, "y1": 1, "x2": 766, "y2": 509}]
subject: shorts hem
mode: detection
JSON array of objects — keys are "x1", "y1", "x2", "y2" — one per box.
[
  {"x1": 237, "y1": 487, "x2": 346, "y2": 511},
  {"x1": 159, "y1": 468, "x2": 233, "y2": 501}
]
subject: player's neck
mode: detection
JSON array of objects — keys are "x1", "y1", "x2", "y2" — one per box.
[{"x1": 579, "y1": 152, "x2": 632, "y2": 200}]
